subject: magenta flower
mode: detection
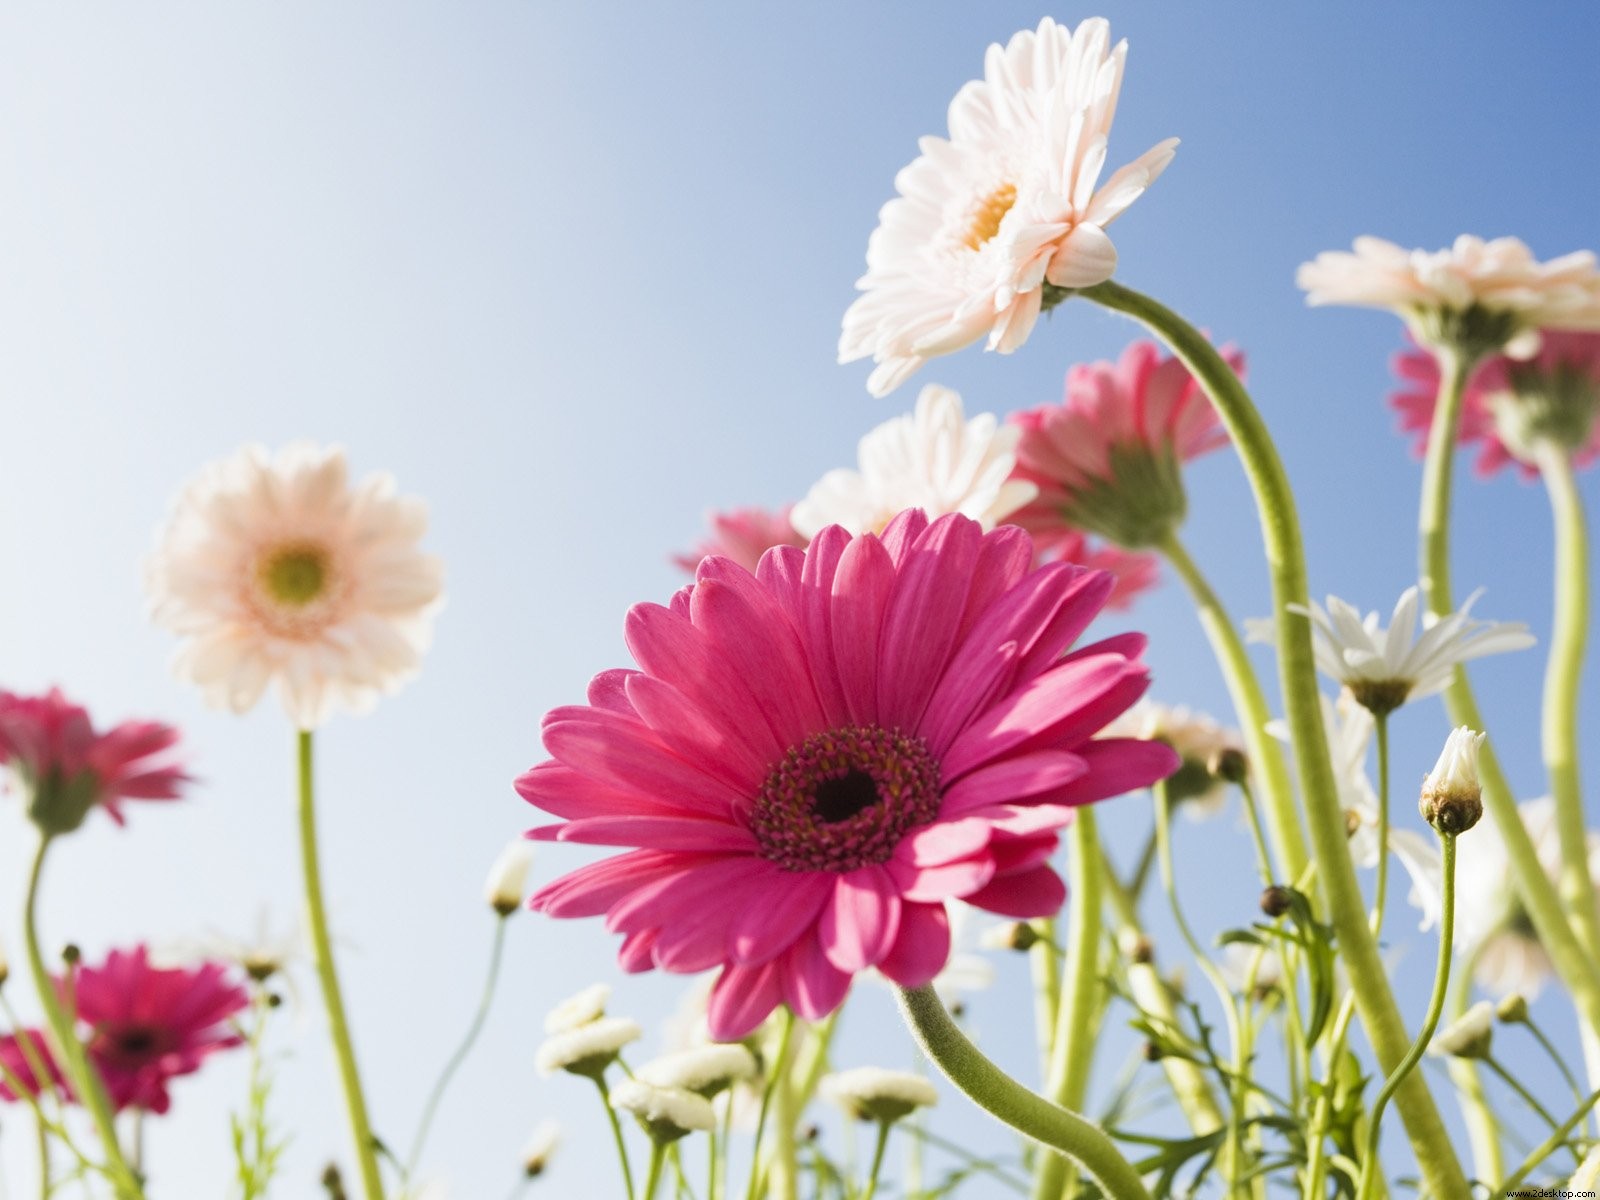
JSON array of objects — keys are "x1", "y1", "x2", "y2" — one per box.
[
  {"x1": 521, "y1": 510, "x2": 1176, "y2": 1039},
  {"x1": 1008, "y1": 340, "x2": 1241, "y2": 548},
  {"x1": 65, "y1": 946, "x2": 249, "y2": 1114},
  {"x1": 1391, "y1": 331, "x2": 1600, "y2": 478},
  {"x1": 0, "y1": 689, "x2": 188, "y2": 834},
  {"x1": 0, "y1": 1030, "x2": 66, "y2": 1102},
  {"x1": 673, "y1": 506, "x2": 808, "y2": 576}
]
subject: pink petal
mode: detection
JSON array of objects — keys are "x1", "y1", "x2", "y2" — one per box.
[
  {"x1": 967, "y1": 865, "x2": 1067, "y2": 917},
  {"x1": 708, "y1": 960, "x2": 786, "y2": 1041},
  {"x1": 877, "y1": 514, "x2": 981, "y2": 731},
  {"x1": 939, "y1": 751, "x2": 1089, "y2": 817},
  {"x1": 886, "y1": 854, "x2": 997, "y2": 902},
  {"x1": 541, "y1": 816, "x2": 755, "y2": 852},
  {"x1": 729, "y1": 870, "x2": 834, "y2": 966},
  {"x1": 877, "y1": 902, "x2": 951, "y2": 989},
  {"x1": 618, "y1": 930, "x2": 659, "y2": 973},
  {"x1": 781, "y1": 937, "x2": 852, "y2": 1020},
  {"x1": 1050, "y1": 738, "x2": 1179, "y2": 806},
  {"x1": 894, "y1": 818, "x2": 993, "y2": 867},
  {"x1": 819, "y1": 866, "x2": 901, "y2": 972},
  {"x1": 542, "y1": 707, "x2": 748, "y2": 819},
  {"x1": 829, "y1": 534, "x2": 895, "y2": 727}
]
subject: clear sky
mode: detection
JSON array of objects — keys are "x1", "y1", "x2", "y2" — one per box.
[{"x1": 1, "y1": 3, "x2": 1598, "y2": 1195}]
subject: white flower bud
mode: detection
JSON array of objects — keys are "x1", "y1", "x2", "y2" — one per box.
[
  {"x1": 820, "y1": 1068, "x2": 938, "y2": 1124},
  {"x1": 484, "y1": 839, "x2": 535, "y2": 917},
  {"x1": 637, "y1": 1044, "x2": 759, "y2": 1098},
  {"x1": 535, "y1": 1017, "x2": 641, "y2": 1078},
  {"x1": 1430, "y1": 1000, "x2": 1494, "y2": 1059},
  {"x1": 543, "y1": 983, "x2": 611, "y2": 1035},
  {"x1": 1419, "y1": 727, "x2": 1486, "y2": 835},
  {"x1": 521, "y1": 1120, "x2": 560, "y2": 1177},
  {"x1": 610, "y1": 1079, "x2": 717, "y2": 1142}
]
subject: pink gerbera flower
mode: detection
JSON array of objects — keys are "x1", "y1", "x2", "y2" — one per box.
[
  {"x1": 1391, "y1": 331, "x2": 1600, "y2": 478},
  {"x1": 673, "y1": 506, "x2": 808, "y2": 576},
  {"x1": 66, "y1": 946, "x2": 249, "y2": 1114},
  {"x1": 1007, "y1": 340, "x2": 1241, "y2": 549},
  {"x1": 0, "y1": 1030, "x2": 66, "y2": 1102},
  {"x1": 521, "y1": 510, "x2": 1176, "y2": 1039},
  {"x1": 1029, "y1": 527, "x2": 1159, "y2": 611},
  {"x1": 0, "y1": 689, "x2": 187, "y2": 835}
]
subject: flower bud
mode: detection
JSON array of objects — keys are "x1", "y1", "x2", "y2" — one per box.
[
  {"x1": 0, "y1": 937, "x2": 9, "y2": 988},
  {"x1": 60, "y1": 944, "x2": 80, "y2": 966},
  {"x1": 980, "y1": 921, "x2": 1039, "y2": 952},
  {"x1": 821, "y1": 1068, "x2": 938, "y2": 1124},
  {"x1": 1208, "y1": 747, "x2": 1249, "y2": 785},
  {"x1": 1418, "y1": 727, "x2": 1486, "y2": 836},
  {"x1": 1118, "y1": 929, "x2": 1154, "y2": 965},
  {"x1": 521, "y1": 1121, "x2": 560, "y2": 1177},
  {"x1": 610, "y1": 1079, "x2": 716, "y2": 1143},
  {"x1": 535, "y1": 1017, "x2": 641, "y2": 1080},
  {"x1": 483, "y1": 839, "x2": 536, "y2": 917},
  {"x1": 1142, "y1": 1040, "x2": 1163, "y2": 1062},
  {"x1": 1431, "y1": 1000, "x2": 1494, "y2": 1060},
  {"x1": 1495, "y1": 994, "x2": 1529, "y2": 1025},
  {"x1": 1259, "y1": 886, "x2": 1293, "y2": 919}
]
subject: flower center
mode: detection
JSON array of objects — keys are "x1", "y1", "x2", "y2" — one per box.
[
  {"x1": 259, "y1": 543, "x2": 329, "y2": 606},
  {"x1": 95, "y1": 1022, "x2": 173, "y2": 1068},
  {"x1": 962, "y1": 182, "x2": 1017, "y2": 251},
  {"x1": 750, "y1": 725, "x2": 942, "y2": 872}
]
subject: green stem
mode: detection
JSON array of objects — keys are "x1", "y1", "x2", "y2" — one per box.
[
  {"x1": 35, "y1": 1099, "x2": 50, "y2": 1200},
  {"x1": 1371, "y1": 715, "x2": 1391, "y2": 936},
  {"x1": 642, "y1": 1141, "x2": 666, "y2": 1200},
  {"x1": 1234, "y1": 776, "x2": 1275, "y2": 888},
  {"x1": 594, "y1": 1075, "x2": 637, "y2": 1200},
  {"x1": 1496, "y1": 1086, "x2": 1600, "y2": 1194},
  {"x1": 744, "y1": 1010, "x2": 793, "y2": 1200},
  {"x1": 902, "y1": 1126, "x2": 1030, "y2": 1193},
  {"x1": 1481, "y1": 1056, "x2": 1575, "y2": 1158},
  {"x1": 22, "y1": 837, "x2": 144, "y2": 1199},
  {"x1": 1033, "y1": 810, "x2": 1105, "y2": 1200},
  {"x1": 896, "y1": 985, "x2": 1151, "y2": 1200},
  {"x1": 1442, "y1": 960, "x2": 1503, "y2": 1186},
  {"x1": 1525, "y1": 1014, "x2": 1588, "y2": 1110},
  {"x1": 404, "y1": 917, "x2": 509, "y2": 1179},
  {"x1": 1029, "y1": 918, "x2": 1061, "y2": 1078},
  {"x1": 1419, "y1": 346, "x2": 1600, "y2": 1038},
  {"x1": 296, "y1": 731, "x2": 386, "y2": 1200},
  {"x1": 1084, "y1": 278, "x2": 1466, "y2": 1198},
  {"x1": 1156, "y1": 530, "x2": 1306, "y2": 885},
  {"x1": 861, "y1": 1121, "x2": 891, "y2": 1200},
  {"x1": 1356, "y1": 833, "x2": 1457, "y2": 1200},
  {"x1": 1539, "y1": 445, "x2": 1600, "y2": 965}
]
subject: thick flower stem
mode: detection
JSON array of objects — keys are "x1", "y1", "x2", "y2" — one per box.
[
  {"x1": 1538, "y1": 445, "x2": 1600, "y2": 967},
  {"x1": 1155, "y1": 530, "x2": 1305, "y2": 885},
  {"x1": 296, "y1": 731, "x2": 386, "y2": 1200},
  {"x1": 1032, "y1": 810, "x2": 1106, "y2": 1200},
  {"x1": 1084, "y1": 278, "x2": 1466, "y2": 1198},
  {"x1": 23, "y1": 837, "x2": 144, "y2": 1200},
  {"x1": 1419, "y1": 348, "x2": 1600, "y2": 1033},
  {"x1": 896, "y1": 985, "x2": 1151, "y2": 1200}
]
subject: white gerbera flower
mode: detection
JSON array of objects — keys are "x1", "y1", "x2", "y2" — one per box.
[
  {"x1": 146, "y1": 443, "x2": 443, "y2": 729},
  {"x1": 1298, "y1": 235, "x2": 1600, "y2": 354},
  {"x1": 1291, "y1": 586, "x2": 1534, "y2": 714},
  {"x1": 821, "y1": 1067, "x2": 938, "y2": 1123},
  {"x1": 791, "y1": 386, "x2": 1036, "y2": 537},
  {"x1": 839, "y1": 17, "x2": 1178, "y2": 395},
  {"x1": 1397, "y1": 798, "x2": 1600, "y2": 999}
]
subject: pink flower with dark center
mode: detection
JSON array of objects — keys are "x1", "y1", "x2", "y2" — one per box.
[
  {"x1": 0, "y1": 1030, "x2": 66, "y2": 1102},
  {"x1": 521, "y1": 510, "x2": 1176, "y2": 1039},
  {"x1": 1008, "y1": 340, "x2": 1242, "y2": 549},
  {"x1": 65, "y1": 946, "x2": 249, "y2": 1114},
  {"x1": 0, "y1": 689, "x2": 187, "y2": 834},
  {"x1": 1026, "y1": 527, "x2": 1159, "y2": 611},
  {"x1": 1391, "y1": 332, "x2": 1600, "y2": 478},
  {"x1": 673, "y1": 506, "x2": 808, "y2": 576}
]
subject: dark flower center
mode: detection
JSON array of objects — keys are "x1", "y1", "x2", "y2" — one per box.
[
  {"x1": 95, "y1": 1023, "x2": 173, "y2": 1068},
  {"x1": 751, "y1": 725, "x2": 942, "y2": 873}
]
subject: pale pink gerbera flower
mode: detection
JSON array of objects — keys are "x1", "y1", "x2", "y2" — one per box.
[
  {"x1": 792, "y1": 386, "x2": 1037, "y2": 539},
  {"x1": 1297, "y1": 236, "x2": 1600, "y2": 354},
  {"x1": 839, "y1": 18, "x2": 1178, "y2": 396},
  {"x1": 1391, "y1": 331, "x2": 1600, "y2": 478},
  {"x1": 521, "y1": 510, "x2": 1176, "y2": 1039},
  {"x1": 65, "y1": 945, "x2": 249, "y2": 1114},
  {"x1": 0, "y1": 688, "x2": 187, "y2": 834},
  {"x1": 147, "y1": 444, "x2": 444, "y2": 729},
  {"x1": 1007, "y1": 340, "x2": 1241, "y2": 548},
  {"x1": 673, "y1": 506, "x2": 807, "y2": 575}
]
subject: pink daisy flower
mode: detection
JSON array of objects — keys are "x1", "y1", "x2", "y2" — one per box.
[
  {"x1": 672, "y1": 506, "x2": 808, "y2": 576},
  {"x1": 65, "y1": 946, "x2": 249, "y2": 1114},
  {"x1": 520, "y1": 510, "x2": 1176, "y2": 1039},
  {"x1": 1391, "y1": 331, "x2": 1600, "y2": 478},
  {"x1": 0, "y1": 1030, "x2": 66, "y2": 1102},
  {"x1": 1028, "y1": 527, "x2": 1159, "y2": 611},
  {"x1": 1007, "y1": 340, "x2": 1242, "y2": 549},
  {"x1": 0, "y1": 689, "x2": 187, "y2": 835}
]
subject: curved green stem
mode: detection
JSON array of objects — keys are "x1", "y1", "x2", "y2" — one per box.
[
  {"x1": 1033, "y1": 810, "x2": 1105, "y2": 1200},
  {"x1": 1525, "y1": 1013, "x2": 1588, "y2": 1111},
  {"x1": 1418, "y1": 346, "x2": 1600, "y2": 1041},
  {"x1": 297, "y1": 732, "x2": 386, "y2": 1200},
  {"x1": 404, "y1": 917, "x2": 509, "y2": 1179},
  {"x1": 1156, "y1": 531, "x2": 1303, "y2": 884},
  {"x1": 1356, "y1": 833, "x2": 1457, "y2": 1200},
  {"x1": 1539, "y1": 445, "x2": 1600, "y2": 964},
  {"x1": 23, "y1": 837, "x2": 144, "y2": 1199},
  {"x1": 1496, "y1": 1085, "x2": 1600, "y2": 1194},
  {"x1": 861, "y1": 1121, "x2": 891, "y2": 1200},
  {"x1": 896, "y1": 985, "x2": 1151, "y2": 1200},
  {"x1": 1481, "y1": 1056, "x2": 1575, "y2": 1158},
  {"x1": 1443, "y1": 956, "x2": 1503, "y2": 1186},
  {"x1": 1084, "y1": 278, "x2": 1467, "y2": 1198},
  {"x1": 594, "y1": 1075, "x2": 637, "y2": 1200}
]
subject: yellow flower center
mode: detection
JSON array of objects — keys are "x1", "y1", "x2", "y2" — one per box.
[
  {"x1": 963, "y1": 182, "x2": 1017, "y2": 251},
  {"x1": 259, "y1": 544, "x2": 329, "y2": 607}
]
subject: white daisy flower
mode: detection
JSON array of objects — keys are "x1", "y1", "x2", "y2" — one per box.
[
  {"x1": 1104, "y1": 700, "x2": 1242, "y2": 817},
  {"x1": 821, "y1": 1067, "x2": 939, "y2": 1123},
  {"x1": 1267, "y1": 692, "x2": 1382, "y2": 865},
  {"x1": 610, "y1": 1080, "x2": 717, "y2": 1141},
  {"x1": 544, "y1": 983, "x2": 612, "y2": 1035},
  {"x1": 1290, "y1": 586, "x2": 1534, "y2": 714},
  {"x1": 535, "y1": 1016, "x2": 641, "y2": 1078},
  {"x1": 483, "y1": 838, "x2": 535, "y2": 917},
  {"x1": 637, "y1": 1044, "x2": 758, "y2": 1098},
  {"x1": 147, "y1": 443, "x2": 444, "y2": 729},
  {"x1": 1298, "y1": 235, "x2": 1600, "y2": 354},
  {"x1": 791, "y1": 386, "x2": 1036, "y2": 537},
  {"x1": 839, "y1": 17, "x2": 1178, "y2": 395}
]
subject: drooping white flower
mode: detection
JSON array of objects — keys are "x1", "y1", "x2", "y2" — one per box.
[
  {"x1": 147, "y1": 443, "x2": 444, "y2": 729},
  {"x1": 1104, "y1": 700, "x2": 1242, "y2": 817},
  {"x1": 791, "y1": 386, "x2": 1036, "y2": 536},
  {"x1": 1429, "y1": 1000, "x2": 1494, "y2": 1059},
  {"x1": 1298, "y1": 235, "x2": 1600, "y2": 354},
  {"x1": 610, "y1": 1079, "x2": 717, "y2": 1141},
  {"x1": 821, "y1": 1067, "x2": 939, "y2": 1123},
  {"x1": 543, "y1": 983, "x2": 611, "y2": 1035},
  {"x1": 1287, "y1": 587, "x2": 1534, "y2": 714},
  {"x1": 535, "y1": 1016, "x2": 641, "y2": 1077},
  {"x1": 484, "y1": 839, "x2": 536, "y2": 917},
  {"x1": 839, "y1": 17, "x2": 1178, "y2": 395},
  {"x1": 637, "y1": 1044, "x2": 758, "y2": 1098},
  {"x1": 521, "y1": 1121, "x2": 560, "y2": 1177}
]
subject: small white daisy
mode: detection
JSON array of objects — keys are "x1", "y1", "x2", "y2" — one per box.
[
  {"x1": 535, "y1": 1016, "x2": 641, "y2": 1078},
  {"x1": 610, "y1": 1079, "x2": 717, "y2": 1141},
  {"x1": 637, "y1": 1044, "x2": 758, "y2": 1098},
  {"x1": 820, "y1": 1067, "x2": 939, "y2": 1123},
  {"x1": 543, "y1": 983, "x2": 612, "y2": 1035}
]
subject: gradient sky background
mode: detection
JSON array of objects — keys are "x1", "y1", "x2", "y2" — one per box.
[{"x1": 2, "y1": 3, "x2": 1598, "y2": 1195}]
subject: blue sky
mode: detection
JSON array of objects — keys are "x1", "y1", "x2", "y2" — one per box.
[{"x1": 1, "y1": 3, "x2": 1597, "y2": 1194}]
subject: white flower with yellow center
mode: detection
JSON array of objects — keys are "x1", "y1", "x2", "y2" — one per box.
[
  {"x1": 792, "y1": 386, "x2": 1036, "y2": 537},
  {"x1": 147, "y1": 443, "x2": 443, "y2": 730},
  {"x1": 839, "y1": 17, "x2": 1178, "y2": 396}
]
